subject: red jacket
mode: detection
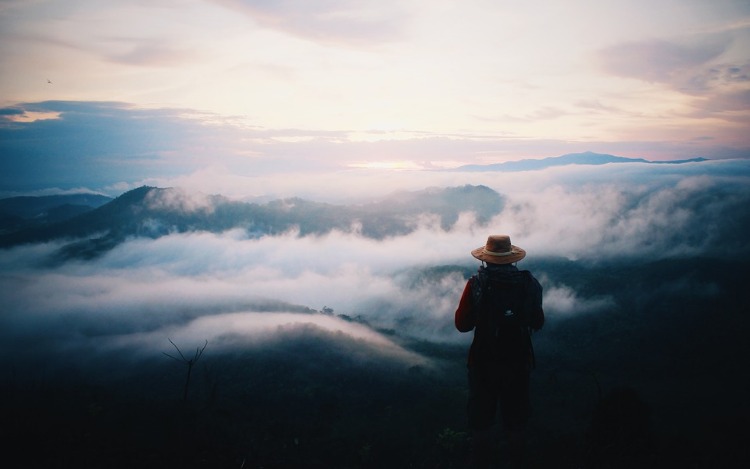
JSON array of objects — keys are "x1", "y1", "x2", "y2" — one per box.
[{"x1": 455, "y1": 280, "x2": 477, "y2": 333}]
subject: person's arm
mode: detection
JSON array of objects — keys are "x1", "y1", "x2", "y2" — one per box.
[
  {"x1": 455, "y1": 279, "x2": 476, "y2": 332},
  {"x1": 527, "y1": 276, "x2": 545, "y2": 331}
]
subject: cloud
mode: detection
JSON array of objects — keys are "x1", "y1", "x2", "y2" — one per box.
[
  {"x1": 597, "y1": 36, "x2": 730, "y2": 87},
  {"x1": 539, "y1": 279, "x2": 615, "y2": 317},
  {"x1": 574, "y1": 99, "x2": 621, "y2": 114},
  {"x1": 0, "y1": 101, "x2": 246, "y2": 191},
  {"x1": 595, "y1": 33, "x2": 750, "y2": 119},
  {"x1": 526, "y1": 106, "x2": 570, "y2": 121},
  {"x1": 0, "y1": 106, "x2": 24, "y2": 117},
  {"x1": 694, "y1": 87, "x2": 750, "y2": 122},
  {"x1": 2, "y1": 159, "x2": 748, "y2": 349},
  {"x1": 145, "y1": 186, "x2": 218, "y2": 214},
  {"x1": 104, "y1": 37, "x2": 200, "y2": 67},
  {"x1": 210, "y1": 0, "x2": 409, "y2": 46},
  {"x1": 682, "y1": 62, "x2": 750, "y2": 93},
  {"x1": 104, "y1": 311, "x2": 426, "y2": 363},
  {"x1": 2, "y1": 100, "x2": 749, "y2": 196},
  {"x1": 496, "y1": 165, "x2": 750, "y2": 260}
]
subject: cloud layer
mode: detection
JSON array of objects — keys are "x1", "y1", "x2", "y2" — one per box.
[{"x1": 1, "y1": 160, "x2": 748, "y2": 377}]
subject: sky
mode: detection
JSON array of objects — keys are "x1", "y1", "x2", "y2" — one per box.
[{"x1": 1, "y1": 0, "x2": 750, "y2": 196}]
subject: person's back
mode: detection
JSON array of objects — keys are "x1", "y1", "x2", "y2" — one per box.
[
  {"x1": 455, "y1": 235, "x2": 544, "y2": 468},
  {"x1": 471, "y1": 263, "x2": 541, "y2": 366}
]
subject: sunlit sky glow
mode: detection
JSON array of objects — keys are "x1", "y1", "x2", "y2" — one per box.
[{"x1": 1, "y1": 0, "x2": 749, "y2": 195}]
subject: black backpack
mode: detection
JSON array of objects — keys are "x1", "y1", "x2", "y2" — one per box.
[{"x1": 470, "y1": 269, "x2": 537, "y2": 366}]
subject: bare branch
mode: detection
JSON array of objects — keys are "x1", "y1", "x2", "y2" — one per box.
[
  {"x1": 168, "y1": 338, "x2": 188, "y2": 361},
  {"x1": 162, "y1": 351, "x2": 182, "y2": 362},
  {"x1": 163, "y1": 338, "x2": 209, "y2": 402},
  {"x1": 193, "y1": 340, "x2": 208, "y2": 362}
]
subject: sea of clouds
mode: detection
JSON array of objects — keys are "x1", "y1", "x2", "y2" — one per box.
[{"x1": 1, "y1": 159, "x2": 748, "y2": 371}]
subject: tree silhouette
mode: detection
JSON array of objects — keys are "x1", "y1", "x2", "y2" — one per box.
[{"x1": 163, "y1": 338, "x2": 208, "y2": 401}]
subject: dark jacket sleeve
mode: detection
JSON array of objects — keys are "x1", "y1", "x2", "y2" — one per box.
[
  {"x1": 527, "y1": 275, "x2": 545, "y2": 331},
  {"x1": 455, "y1": 279, "x2": 476, "y2": 332}
]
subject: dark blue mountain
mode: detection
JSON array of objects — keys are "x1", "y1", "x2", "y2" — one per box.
[
  {"x1": 454, "y1": 151, "x2": 707, "y2": 172},
  {"x1": 0, "y1": 192, "x2": 112, "y2": 234},
  {"x1": 0, "y1": 184, "x2": 504, "y2": 260}
]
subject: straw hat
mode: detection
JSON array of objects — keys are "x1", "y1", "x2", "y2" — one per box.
[{"x1": 471, "y1": 234, "x2": 526, "y2": 264}]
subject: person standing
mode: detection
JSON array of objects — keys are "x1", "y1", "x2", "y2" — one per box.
[{"x1": 455, "y1": 235, "x2": 544, "y2": 468}]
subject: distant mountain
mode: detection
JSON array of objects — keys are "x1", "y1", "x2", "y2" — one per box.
[
  {"x1": 0, "y1": 184, "x2": 504, "y2": 260},
  {"x1": 453, "y1": 151, "x2": 707, "y2": 172},
  {"x1": 0, "y1": 193, "x2": 112, "y2": 234}
]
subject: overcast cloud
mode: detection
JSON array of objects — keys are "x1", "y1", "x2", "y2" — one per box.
[{"x1": 2, "y1": 1, "x2": 749, "y2": 189}]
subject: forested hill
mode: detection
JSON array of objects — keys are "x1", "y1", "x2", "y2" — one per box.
[
  {"x1": 0, "y1": 184, "x2": 504, "y2": 259},
  {"x1": 0, "y1": 192, "x2": 112, "y2": 233}
]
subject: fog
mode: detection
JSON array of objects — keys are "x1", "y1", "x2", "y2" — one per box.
[{"x1": 1, "y1": 159, "x2": 748, "y2": 375}]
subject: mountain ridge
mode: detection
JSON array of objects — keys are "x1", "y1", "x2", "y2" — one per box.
[
  {"x1": 452, "y1": 151, "x2": 707, "y2": 172},
  {"x1": 0, "y1": 184, "x2": 505, "y2": 260},
  {"x1": 0, "y1": 192, "x2": 112, "y2": 235}
]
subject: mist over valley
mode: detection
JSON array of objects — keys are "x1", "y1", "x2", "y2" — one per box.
[{"x1": 1, "y1": 157, "x2": 749, "y2": 467}]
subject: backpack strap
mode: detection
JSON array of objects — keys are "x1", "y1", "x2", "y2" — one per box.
[{"x1": 469, "y1": 271, "x2": 491, "y2": 311}]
